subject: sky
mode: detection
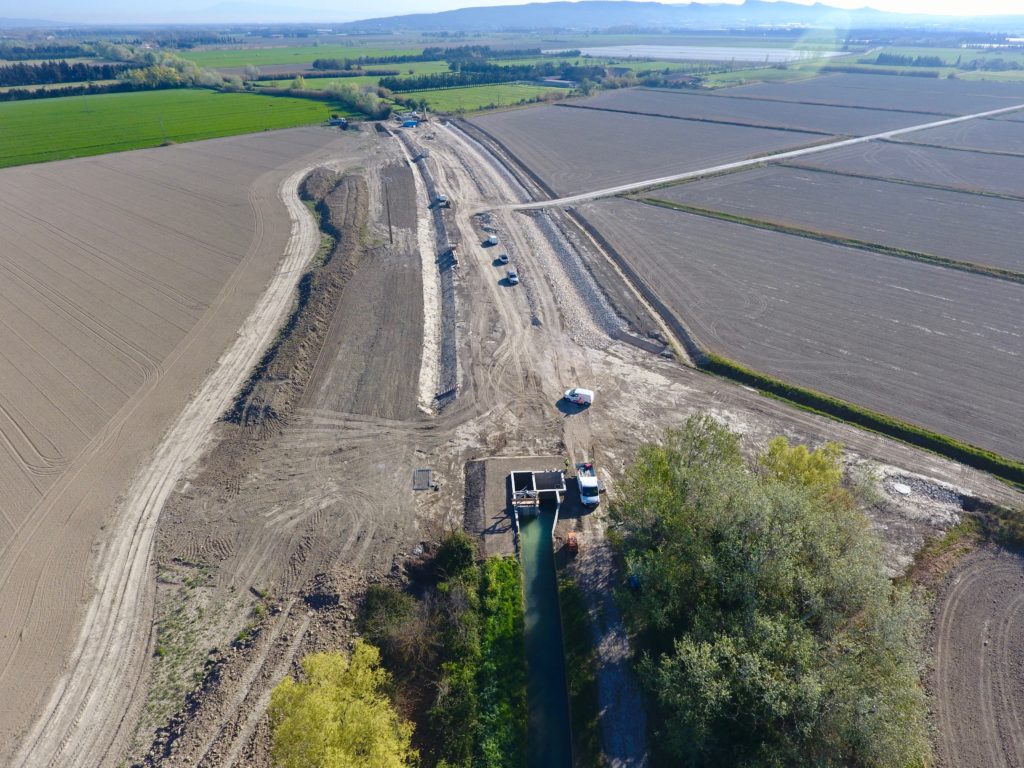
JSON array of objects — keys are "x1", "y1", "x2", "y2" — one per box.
[{"x1": 1, "y1": 0, "x2": 1022, "y2": 25}]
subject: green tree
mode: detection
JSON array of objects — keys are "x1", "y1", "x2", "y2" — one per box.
[
  {"x1": 433, "y1": 530, "x2": 476, "y2": 579},
  {"x1": 757, "y1": 435, "x2": 842, "y2": 493},
  {"x1": 269, "y1": 641, "x2": 418, "y2": 768},
  {"x1": 613, "y1": 415, "x2": 931, "y2": 767}
]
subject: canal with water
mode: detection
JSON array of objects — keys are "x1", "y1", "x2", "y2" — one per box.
[{"x1": 519, "y1": 505, "x2": 573, "y2": 768}]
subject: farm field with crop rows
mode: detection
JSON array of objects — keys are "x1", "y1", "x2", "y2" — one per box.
[
  {"x1": 578, "y1": 198, "x2": 1024, "y2": 460},
  {"x1": 568, "y1": 87, "x2": 926, "y2": 135},
  {"x1": 0, "y1": 88, "x2": 342, "y2": 168},
  {"x1": 468, "y1": 104, "x2": 824, "y2": 195},
  {"x1": 896, "y1": 116, "x2": 1024, "y2": 154},
  {"x1": 723, "y1": 72, "x2": 1024, "y2": 114},
  {"x1": 653, "y1": 165, "x2": 1024, "y2": 272},
  {"x1": 256, "y1": 59, "x2": 452, "y2": 89},
  {"x1": 781, "y1": 141, "x2": 1024, "y2": 198}
]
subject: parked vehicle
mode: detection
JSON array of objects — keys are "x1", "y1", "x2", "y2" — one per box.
[
  {"x1": 496, "y1": 253, "x2": 509, "y2": 265},
  {"x1": 563, "y1": 387, "x2": 594, "y2": 406},
  {"x1": 507, "y1": 269, "x2": 519, "y2": 285},
  {"x1": 435, "y1": 194, "x2": 450, "y2": 208},
  {"x1": 484, "y1": 234, "x2": 499, "y2": 246},
  {"x1": 576, "y1": 463, "x2": 600, "y2": 508}
]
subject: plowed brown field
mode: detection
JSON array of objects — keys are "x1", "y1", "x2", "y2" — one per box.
[
  {"x1": 0, "y1": 126, "x2": 370, "y2": 761},
  {"x1": 933, "y1": 549, "x2": 1024, "y2": 767}
]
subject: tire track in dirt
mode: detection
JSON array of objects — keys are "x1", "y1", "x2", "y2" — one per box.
[
  {"x1": 9, "y1": 165, "x2": 323, "y2": 768},
  {"x1": 932, "y1": 549, "x2": 1024, "y2": 768}
]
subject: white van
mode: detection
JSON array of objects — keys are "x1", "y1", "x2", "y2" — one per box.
[{"x1": 564, "y1": 387, "x2": 594, "y2": 406}]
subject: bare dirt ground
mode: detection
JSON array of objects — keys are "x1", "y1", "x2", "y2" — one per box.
[
  {"x1": 0, "y1": 127, "x2": 372, "y2": 766},
  {"x1": 128, "y1": 114, "x2": 1020, "y2": 768},
  {"x1": 13, "y1": 110, "x2": 1023, "y2": 767},
  {"x1": 932, "y1": 547, "x2": 1024, "y2": 768}
]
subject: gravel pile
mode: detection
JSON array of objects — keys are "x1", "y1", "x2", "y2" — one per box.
[{"x1": 886, "y1": 475, "x2": 964, "y2": 506}]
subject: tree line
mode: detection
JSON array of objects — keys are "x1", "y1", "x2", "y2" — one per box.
[
  {"x1": 0, "y1": 42, "x2": 94, "y2": 60},
  {"x1": 360, "y1": 532, "x2": 527, "y2": 768},
  {"x1": 873, "y1": 52, "x2": 946, "y2": 67},
  {"x1": 312, "y1": 45, "x2": 562, "y2": 71},
  {"x1": 313, "y1": 53, "x2": 441, "y2": 70},
  {"x1": 613, "y1": 414, "x2": 932, "y2": 767},
  {"x1": 379, "y1": 61, "x2": 604, "y2": 92},
  {"x1": 870, "y1": 52, "x2": 1023, "y2": 72},
  {"x1": 0, "y1": 60, "x2": 133, "y2": 87},
  {"x1": 0, "y1": 80, "x2": 139, "y2": 102}
]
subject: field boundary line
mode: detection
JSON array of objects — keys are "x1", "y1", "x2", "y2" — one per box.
[
  {"x1": 777, "y1": 161, "x2": 1024, "y2": 203},
  {"x1": 635, "y1": 85, "x2": 957, "y2": 117},
  {"x1": 879, "y1": 136, "x2": 1024, "y2": 159},
  {"x1": 701, "y1": 353, "x2": 1024, "y2": 487},
  {"x1": 552, "y1": 101, "x2": 839, "y2": 136},
  {"x1": 633, "y1": 196, "x2": 1024, "y2": 285},
  {"x1": 511, "y1": 100, "x2": 1024, "y2": 210}
]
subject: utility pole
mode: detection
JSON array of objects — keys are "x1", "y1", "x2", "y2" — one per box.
[{"x1": 382, "y1": 175, "x2": 393, "y2": 245}]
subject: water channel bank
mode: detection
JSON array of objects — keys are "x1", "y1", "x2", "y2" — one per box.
[{"x1": 520, "y1": 506, "x2": 573, "y2": 768}]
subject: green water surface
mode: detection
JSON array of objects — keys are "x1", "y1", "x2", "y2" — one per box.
[{"x1": 519, "y1": 508, "x2": 573, "y2": 768}]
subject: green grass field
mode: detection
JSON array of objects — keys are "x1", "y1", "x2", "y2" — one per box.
[
  {"x1": 400, "y1": 83, "x2": 566, "y2": 112},
  {"x1": 0, "y1": 88, "x2": 342, "y2": 167},
  {"x1": 255, "y1": 59, "x2": 453, "y2": 89},
  {"x1": 183, "y1": 44, "x2": 422, "y2": 69},
  {"x1": 258, "y1": 75, "x2": 383, "y2": 90}
]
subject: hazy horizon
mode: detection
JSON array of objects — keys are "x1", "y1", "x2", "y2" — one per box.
[{"x1": 2, "y1": 0, "x2": 1023, "y2": 26}]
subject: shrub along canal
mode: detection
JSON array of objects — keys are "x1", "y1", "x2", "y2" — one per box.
[{"x1": 519, "y1": 504, "x2": 573, "y2": 767}]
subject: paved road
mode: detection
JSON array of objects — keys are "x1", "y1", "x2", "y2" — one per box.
[{"x1": 511, "y1": 102, "x2": 1024, "y2": 210}]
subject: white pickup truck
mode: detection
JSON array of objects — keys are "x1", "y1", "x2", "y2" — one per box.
[{"x1": 576, "y1": 462, "x2": 600, "y2": 508}]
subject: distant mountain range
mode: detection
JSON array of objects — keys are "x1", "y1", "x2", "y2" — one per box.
[
  {"x1": 2, "y1": 0, "x2": 1023, "y2": 31},
  {"x1": 339, "y1": 0, "x2": 1024, "y2": 33}
]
